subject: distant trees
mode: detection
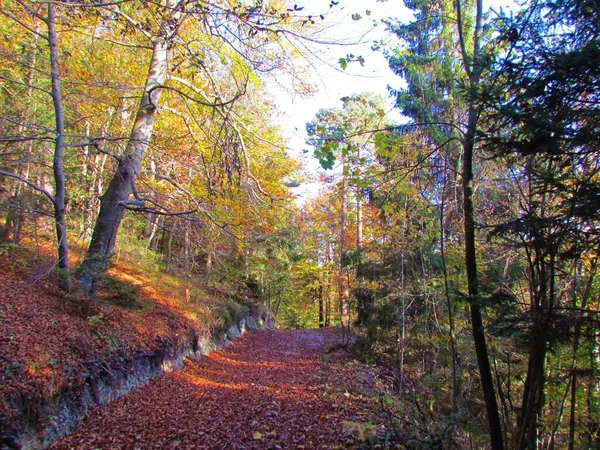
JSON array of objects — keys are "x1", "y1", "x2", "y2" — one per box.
[
  {"x1": 385, "y1": 0, "x2": 505, "y2": 445},
  {"x1": 72, "y1": 0, "x2": 319, "y2": 290},
  {"x1": 306, "y1": 92, "x2": 392, "y2": 327},
  {"x1": 0, "y1": 1, "x2": 73, "y2": 291},
  {"x1": 2, "y1": 0, "x2": 598, "y2": 445},
  {"x1": 382, "y1": 0, "x2": 598, "y2": 446}
]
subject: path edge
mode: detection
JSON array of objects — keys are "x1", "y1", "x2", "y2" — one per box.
[{"x1": 17, "y1": 308, "x2": 274, "y2": 450}]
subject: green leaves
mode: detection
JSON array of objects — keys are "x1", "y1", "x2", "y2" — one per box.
[
  {"x1": 307, "y1": 93, "x2": 392, "y2": 172},
  {"x1": 338, "y1": 54, "x2": 366, "y2": 70},
  {"x1": 314, "y1": 146, "x2": 337, "y2": 170}
]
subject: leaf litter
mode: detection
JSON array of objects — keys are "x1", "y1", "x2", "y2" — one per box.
[
  {"x1": 0, "y1": 243, "x2": 251, "y2": 437},
  {"x1": 52, "y1": 328, "x2": 392, "y2": 449},
  {"x1": 0, "y1": 244, "x2": 392, "y2": 448}
]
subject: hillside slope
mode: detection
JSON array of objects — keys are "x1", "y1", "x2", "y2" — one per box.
[
  {"x1": 52, "y1": 328, "x2": 391, "y2": 449},
  {"x1": 0, "y1": 242, "x2": 270, "y2": 448}
]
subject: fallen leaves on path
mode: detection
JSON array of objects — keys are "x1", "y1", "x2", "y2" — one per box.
[
  {"x1": 0, "y1": 243, "x2": 238, "y2": 433},
  {"x1": 53, "y1": 328, "x2": 391, "y2": 449}
]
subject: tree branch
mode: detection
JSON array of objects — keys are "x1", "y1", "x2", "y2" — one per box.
[{"x1": 0, "y1": 170, "x2": 56, "y2": 204}]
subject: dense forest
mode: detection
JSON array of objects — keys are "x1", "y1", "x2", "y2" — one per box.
[{"x1": 1, "y1": 0, "x2": 599, "y2": 448}]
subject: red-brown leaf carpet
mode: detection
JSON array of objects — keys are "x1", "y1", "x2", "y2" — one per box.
[{"x1": 52, "y1": 328, "x2": 387, "y2": 449}]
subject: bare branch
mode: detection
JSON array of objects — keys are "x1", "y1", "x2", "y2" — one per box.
[
  {"x1": 73, "y1": 29, "x2": 154, "y2": 49},
  {"x1": 109, "y1": 6, "x2": 153, "y2": 41},
  {"x1": 0, "y1": 7, "x2": 48, "y2": 41},
  {"x1": 35, "y1": 0, "x2": 133, "y2": 7},
  {"x1": 0, "y1": 74, "x2": 52, "y2": 96},
  {"x1": 0, "y1": 170, "x2": 56, "y2": 204},
  {"x1": 455, "y1": 0, "x2": 472, "y2": 78},
  {"x1": 163, "y1": 76, "x2": 245, "y2": 107},
  {"x1": 155, "y1": 174, "x2": 248, "y2": 243},
  {"x1": 1, "y1": 199, "x2": 54, "y2": 218}
]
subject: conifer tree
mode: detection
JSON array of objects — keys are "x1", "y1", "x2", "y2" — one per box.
[{"x1": 384, "y1": 0, "x2": 504, "y2": 446}]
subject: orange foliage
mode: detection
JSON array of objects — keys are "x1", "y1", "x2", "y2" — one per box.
[
  {"x1": 53, "y1": 328, "x2": 391, "y2": 449},
  {"x1": 0, "y1": 244, "x2": 225, "y2": 429}
]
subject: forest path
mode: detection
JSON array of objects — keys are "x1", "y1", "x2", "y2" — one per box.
[{"x1": 52, "y1": 328, "x2": 388, "y2": 449}]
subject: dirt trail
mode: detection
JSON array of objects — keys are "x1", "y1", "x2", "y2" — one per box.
[{"x1": 52, "y1": 328, "x2": 388, "y2": 449}]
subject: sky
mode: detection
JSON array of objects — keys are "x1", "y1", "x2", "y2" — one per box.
[
  {"x1": 264, "y1": 0, "x2": 516, "y2": 204},
  {"x1": 264, "y1": 0, "x2": 411, "y2": 203}
]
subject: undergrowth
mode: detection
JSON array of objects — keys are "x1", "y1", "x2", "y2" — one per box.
[{"x1": 98, "y1": 276, "x2": 147, "y2": 310}]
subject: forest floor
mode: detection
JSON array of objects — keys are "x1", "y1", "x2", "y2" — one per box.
[
  {"x1": 0, "y1": 240, "x2": 401, "y2": 449},
  {"x1": 51, "y1": 328, "x2": 394, "y2": 449},
  {"x1": 0, "y1": 240, "x2": 265, "y2": 443}
]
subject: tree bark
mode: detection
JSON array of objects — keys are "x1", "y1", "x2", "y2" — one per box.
[
  {"x1": 516, "y1": 317, "x2": 547, "y2": 449},
  {"x1": 205, "y1": 248, "x2": 213, "y2": 286},
  {"x1": 325, "y1": 237, "x2": 332, "y2": 327},
  {"x1": 440, "y1": 156, "x2": 459, "y2": 414},
  {"x1": 463, "y1": 109, "x2": 504, "y2": 450},
  {"x1": 48, "y1": 4, "x2": 71, "y2": 292},
  {"x1": 3, "y1": 23, "x2": 39, "y2": 244},
  {"x1": 569, "y1": 259, "x2": 597, "y2": 449},
  {"x1": 339, "y1": 156, "x2": 349, "y2": 326},
  {"x1": 76, "y1": 39, "x2": 168, "y2": 289},
  {"x1": 356, "y1": 185, "x2": 363, "y2": 249},
  {"x1": 79, "y1": 126, "x2": 90, "y2": 235},
  {"x1": 165, "y1": 224, "x2": 174, "y2": 272},
  {"x1": 356, "y1": 146, "x2": 363, "y2": 250},
  {"x1": 340, "y1": 157, "x2": 348, "y2": 252},
  {"x1": 318, "y1": 282, "x2": 324, "y2": 328},
  {"x1": 183, "y1": 220, "x2": 191, "y2": 276}
]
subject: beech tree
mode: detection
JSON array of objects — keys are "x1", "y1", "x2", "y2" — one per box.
[
  {"x1": 60, "y1": 0, "x2": 321, "y2": 290},
  {"x1": 1, "y1": 0, "x2": 322, "y2": 294},
  {"x1": 0, "y1": 1, "x2": 72, "y2": 291}
]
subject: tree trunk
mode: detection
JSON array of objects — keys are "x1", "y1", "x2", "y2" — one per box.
[
  {"x1": 463, "y1": 111, "x2": 503, "y2": 450},
  {"x1": 143, "y1": 212, "x2": 154, "y2": 239},
  {"x1": 455, "y1": 0, "x2": 503, "y2": 444},
  {"x1": 356, "y1": 146, "x2": 363, "y2": 250},
  {"x1": 340, "y1": 157, "x2": 348, "y2": 251},
  {"x1": 85, "y1": 152, "x2": 108, "y2": 236},
  {"x1": 568, "y1": 370, "x2": 577, "y2": 450},
  {"x1": 79, "y1": 127, "x2": 90, "y2": 236},
  {"x1": 339, "y1": 156, "x2": 349, "y2": 326},
  {"x1": 165, "y1": 225, "x2": 174, "y2": 272},
  {"x1": 183, "y1": 220, "x2": 191, "y2": 276},
  {"x1": 48, "y1": 4, "x2": 71, "y2": 292},
  {"x1": 3, "y1": 24, "x2": 39, "y2": 244},
  {"x1": 76, "y1": 39, "x2": 168, "y2": 289},
  {"x1": 205, "y1": 249, "x2": 213, "y2": 286},
  {"x1": 440, "y1": 158, "x2": 459, "y2": 414},
  {"x1": 318, "y1": 283, "x2": 324, "y2": 328},
  {"x1": 516, "y1": 317, "x2": 548, "y2": 449},
  {"x1": 356, "y1": 187, "x2": 363, "y2": 249},
  {"x1": 398, "y1": 251, "x2": 406, "y2": 393},
  {"x1": 569, "y1": 259, "x2": 597, "y2": 449}
]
